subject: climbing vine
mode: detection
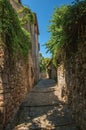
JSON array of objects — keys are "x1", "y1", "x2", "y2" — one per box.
[
  {"x1": 0, "y1": 0, "x2": 31, "y2": 58},
  {"x1": 63, "y1": 0, "x2": 86, "y2": 52},
  {"x1": 45, "y1": 0, "x2": 86, "y2": 64},
  {"x1": 18, "y1": 6, "x2": 34, "y2": 25}
]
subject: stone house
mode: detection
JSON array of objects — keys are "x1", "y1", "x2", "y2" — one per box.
[
  {"x1": 30, "y1": 13, "x2": 40, "y2": 84},
  {"x1": 0, "y1": 0, "x2": 40, "y2": 129},
  {"x1": 10, "y1": 0, "x2": 40, "y2": 87}
]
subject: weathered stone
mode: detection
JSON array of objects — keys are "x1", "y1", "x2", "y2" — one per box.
[
  {"x1": 82, "y1": 63, "x2": 86, "y2": 69},
  {"x1": 0, "y1": 89, "x2": 3, "y2": 94},
  {"x1": 56, "y1": 37, "x2": 86, "y2": 130},
  {"x1": 0, "y1": 101, "x2": 4, "y2": 107},
  {"x1": 0, "y1": 95, "x2": 4, "y2": 102},
  {"x1": 0, "y1": 106, "x2": 4, "y2": 114}
]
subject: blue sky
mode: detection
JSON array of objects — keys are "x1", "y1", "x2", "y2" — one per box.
[{"x1": 21, "y1": 0, "x2": 73, "y2": 58}]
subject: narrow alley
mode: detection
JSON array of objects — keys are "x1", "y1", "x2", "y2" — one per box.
[
  {"x1": 7, "y1": 79, "x2": 78, "y2": 130},
  {"x1": 0, "y1": 1, "x2": 85, "y2": 130}
]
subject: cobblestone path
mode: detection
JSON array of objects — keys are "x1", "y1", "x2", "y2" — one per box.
[{"x1": 12, "y1": 79, "x2": 78, "y2": 130}]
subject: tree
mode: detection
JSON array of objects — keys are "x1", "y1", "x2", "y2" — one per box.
[
  {"x1": 39, "y1": 53, "x2": 50, "y2": 72},
  {"x1": 45, "y1": 0, "x2": 86, "y2": 63},
  {"x1": 45, "y1": 5, "x2": 68, "y2": 64}
]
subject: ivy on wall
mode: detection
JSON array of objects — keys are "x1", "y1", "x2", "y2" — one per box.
[
  {"x1": 18, "y1": 6, "x2": 34, "y2": 25},
  {"x1": 0, "y1": 0, "x2": 32, "y2": 58}
]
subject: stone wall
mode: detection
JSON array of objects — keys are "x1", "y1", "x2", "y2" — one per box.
[
  {"x1": 0, "y1": 42, "x2": 5, "y2": 130},
  {"x1": 57, "y1": 35, "x2": 86, "y2": 130},
  {"x1": 10, "y1": 0, "x2": 23, "y2": 12},
  {"x1": 57, "y1": 64, "x2": 67, "y2": 101},
  {"x1": 0, "y1": 39, "x2": 30, "y2": 129},
  {"x1": 65, "y1": 38, "x2": 86, "y2": 130},
  {"x1": 0, "y1": 1, "x2": 39, "y2": 129}
]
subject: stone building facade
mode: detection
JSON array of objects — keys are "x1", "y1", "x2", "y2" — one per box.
[
  {"x1": 30, "y1": 13, "x2": 40, "y2": 84},
  {"x1": 10, "y1": 0, "x2": 40, "y2": 87},
  {"x1": 0, "y1": 0, "x2": 40, "y2": 129}
]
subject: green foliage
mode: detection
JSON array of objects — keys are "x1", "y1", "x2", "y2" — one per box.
[
  {"x1": 0, "y1": 0, "x2": 31, "y2": 58},
  {"x1": 18, "y1": 6, "x2": 34, "y2": 25},
  {"x1": 45, "y1": 6, "x2": 68, "y2": 65},
  {"x1": 39, "y1": 53, "x2": 50, "y2": 72},
  {"x1": 14, "y1": 0, "x2": 19, "y2": 3},
  {"x1": 63, "y1": 0, "x2": 86, "y2": 47},
  {"x1": 45, "y1": 0, "x2": 86, "y2": 64}
]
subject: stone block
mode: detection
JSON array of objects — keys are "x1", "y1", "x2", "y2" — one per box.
[
  {"x1": 0, "y1": 101, "x2": 4, "y2": 107},
  {"x1": 83, "y1": 63, "x2": 86, "y2": 69}
]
